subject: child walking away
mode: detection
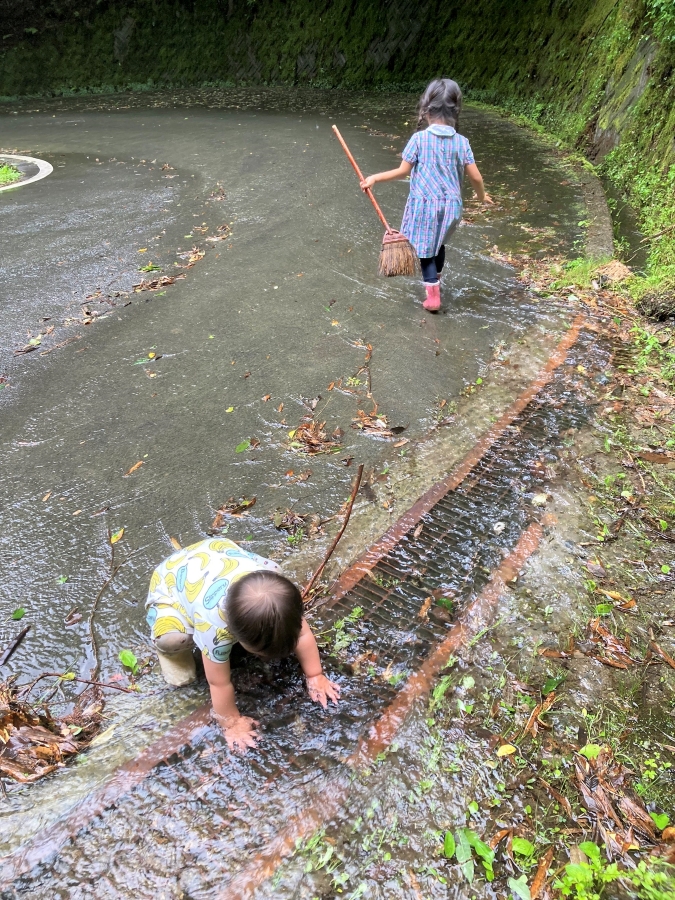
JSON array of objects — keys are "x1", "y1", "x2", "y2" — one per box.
[
  {"x1": 360, "y1": 78, "x2": 493, "y2": 312},
  {"x1": 146, "y1": 538, "x2": 340, "y2": 752}
]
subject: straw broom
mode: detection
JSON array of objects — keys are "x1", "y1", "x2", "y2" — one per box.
[{"x1": 332, "y1": 125, "x2": 418, "y2": 277}]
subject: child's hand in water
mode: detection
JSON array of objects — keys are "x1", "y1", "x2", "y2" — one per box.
[
  {"x1": 360, "y1": 175, "x2": 377, "y2": 191},
  {"x1": 306, "y1": 674, "x2": 341, "y2": 708},
  {"x1": 217, "y1": 714, "x2": 260, "y2": 753},
  {"x1": 481, "y1": 193, "x2": 495, "y2": 205}
]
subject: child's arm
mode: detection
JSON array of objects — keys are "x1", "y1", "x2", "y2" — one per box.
[
  {"x1": 295, "y1": 618, "x2": 341, "y2": 708},
  {"x1": 360, "y1": 160, "x2": 413, "y2": 191},
  {"x1": 203, "y1": 656, "x2": 259, "y2": 752},
  {"x1": 465, "y1": 163, "x2": 493, "y2": 204}
]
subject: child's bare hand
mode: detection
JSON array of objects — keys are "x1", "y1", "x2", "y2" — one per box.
[
  {"x1": 306, "y1": 674, "x2": 341, "y2": 708},
  {"x1": 481, "y1": 193, "x2": 495, "y2": 205},
  {"x1": 217, "y1": 714, "x2": 260, "y2": 753},
  {"x1": 360, "y1": 175, "x2": 377, "y2": 191}
]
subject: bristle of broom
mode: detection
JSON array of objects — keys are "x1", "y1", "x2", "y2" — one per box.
[{"x1": 378, "y1": 236, "x2": 419, "y2": 277}]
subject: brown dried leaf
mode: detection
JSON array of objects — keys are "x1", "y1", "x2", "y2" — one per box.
[
  {"x1": 212, "y1": 497, "x2": 257, "y2": 528},
  {"x1": 418, "y1": 597, "x2": 432, "y2": 619},
  {"x1": 289, "y1": 419, "x2": 342, "y2": 455},
  {"x1": 650, "y1": 640, "x2": 675, "y2": 669},
  {"x1": 530, "y1": 847, "x2": 555, "y2": 900},
  {"x1": 123, "y1": 461, "x2": 143, "y2": 477}
]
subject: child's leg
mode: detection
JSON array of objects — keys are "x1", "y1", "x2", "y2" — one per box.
[
  {"x1": 435, "y1": 245, "x2": 446, "y2": 276},
  {"x1": 419, "y1": 256, "x2": 439, "y2": 284},
  {"x1": 147, "y1": 605, "x2": 197, "y2": 686}
]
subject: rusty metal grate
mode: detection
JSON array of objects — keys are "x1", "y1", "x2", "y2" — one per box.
[{"x1": 1, "y1": 327, "x2": 605, "y2": 899}]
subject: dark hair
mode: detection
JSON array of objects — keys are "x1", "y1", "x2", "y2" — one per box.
[
  {"x1": 225, "y1": 571, "x2": 303, "y2": 659},
  {"x1": 417, "y1": 78, "x2": 462, "y2": 129}
]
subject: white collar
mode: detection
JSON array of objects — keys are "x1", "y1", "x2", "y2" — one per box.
[{"x1": 426, "y1": 124, "x2": 456, "y2": 137}]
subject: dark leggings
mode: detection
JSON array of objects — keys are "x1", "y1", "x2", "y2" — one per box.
[{"x1": 420, "y1": 245, "x2": 446, "y2": 284}]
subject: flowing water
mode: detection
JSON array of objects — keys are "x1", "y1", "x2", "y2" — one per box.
[{"x1": 0, "y1": 88, "x2": 587, "y2": 896}]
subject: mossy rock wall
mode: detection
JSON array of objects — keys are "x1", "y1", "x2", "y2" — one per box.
[{"x1": 1, "y1": 0, "x2": 674, "y2": 276}]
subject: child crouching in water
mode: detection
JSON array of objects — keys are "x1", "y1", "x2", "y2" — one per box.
[
  {"x1": 146, "y1": 537, "x2": 340, "y2": 752},
  {"x1": 360, "y1": 78, "x2": 492, "y2": 312}
]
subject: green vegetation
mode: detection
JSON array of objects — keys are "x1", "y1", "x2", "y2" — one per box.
[{"x1": 0, "y1": 163, "x2": 21, "y2": 185}]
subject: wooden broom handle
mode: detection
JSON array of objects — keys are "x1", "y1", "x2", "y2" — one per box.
[{"x1": 332, "y1": 125, "x2": 392, "y2": 232}]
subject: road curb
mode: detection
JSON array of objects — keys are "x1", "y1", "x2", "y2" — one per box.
[{"x1": 0, "y1": 153, "x2": 53, "y2": 192}]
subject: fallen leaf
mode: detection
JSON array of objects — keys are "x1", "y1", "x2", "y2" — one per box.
[
  {"x1": 522, "y1": 692, "x2": 556, "y2": 738},
  {"x1": 110, "y1": 528, "x2": 124, "y2": 544},
  {"x1": 212, "y1": 497, "x2": 257, "y2": 529},
  {"x1": 650, "y1": 640, "x2": 675, "y2": 669},
  {"x1": 262, "y1": 394, "x2": 271, "y2": 402},
  {"x1": 277, "y1": 402, "x2": 284, "y2": 412},
  {"x1": 289, "y1": 419, "x2": 342, "y2": 455},
  {"x1": 170, "y1": 536, "x2": 182, "y2": 551},
  {"x1": 123, "y1": 461, "x2": 143, "y2": 477},
  {"x1": 530, "y1": 847, "x2": 554, "y2": 900},
  {"x1": 41, "y1": 491, "x2": 52, "y2": 502},
  {"x1": 496, "y1": 744, "x2": 517, "y2": 756},
  {"x1": 532, "y1": 493, "x2": 548, "y2": 506},
  {"x1": 538, "y1": 776, "x2": 572, "y2": 816},
  {"x1": 418, "y1": 597, "x2": 432, "y2": 618},
  {"x1": 413, "y1": 523, "x2": 423, "y2": 539}
]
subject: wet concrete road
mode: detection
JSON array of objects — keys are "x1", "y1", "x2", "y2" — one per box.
[
  {"x1": 0, "y1": 90, "x2": 587, "y2": 891},
  {"x1": 0, "y1": 90, "x2": 583, "y2": 685}
]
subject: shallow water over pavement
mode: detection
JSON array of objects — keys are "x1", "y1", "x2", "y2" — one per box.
[{"x1": 0, "y1": 89, "x2": 586, "y2": 893}]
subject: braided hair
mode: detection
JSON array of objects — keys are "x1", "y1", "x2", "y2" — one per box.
[{"x1": 417, "y1": 78, "x2": 462, "y2": 129}]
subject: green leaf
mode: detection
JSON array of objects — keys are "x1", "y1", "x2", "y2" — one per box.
[
  {"x1": 11, "y1": 607, "x2": 26, "y2": 620},
  {"x1": 235, "y1": 440, "x2": 250, "y2": 453},
  {"x1": 579, "y1": 841, "x2": 601, "y2": 862},
  {"x1": 579, "y1": 744, "x2": 602, "y2": 760},
  {"x1": 56, "y1": 574, "x2": 69, "y2": 584},
  {"x1": 542, "y1": 675, "x2": 565, "y2": 695},
  {"x1": 650, "y1": 811, "x2": 670, "y2": 831},
  {"x1": 563, "y1": 863, "x2": 594, "y2": 887},
  {"x1": 443, "y1": 831, "x2": 456, "y2": 859},
  {"x1": 512, "y1": 837, "x2": 535, "y2": 857},
  {"x1": 464, "y1": 829, "x2": 495, "y2": 881},
  {"x1": 508, "y1": 874, "x2": 531, "y2": 900},
  {"x1": 455, "y1": 830, "x2": 471, "y2": 863},
  {"x1": 468, "y1": 800, "x2": 479, "y2": 814},
  {"x1": 661, "y1": 565, "x2": 671, "y2": 574},
  {"x1": 462, "y1": 675, "x2": 475, "y2": 690},
  {"x1": 594, "y1": 602, "x2": 613, "y2": 616},
  {"x1": 119, "y1": 649, "x2": 138, "y2": 672},
  {"x1": 60, "y1": 672, "x2": 76, "y2": 681}
]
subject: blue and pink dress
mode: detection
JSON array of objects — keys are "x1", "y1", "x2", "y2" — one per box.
[{"x1": 400, "y1": 124, "x2": 475, "y2": 259}]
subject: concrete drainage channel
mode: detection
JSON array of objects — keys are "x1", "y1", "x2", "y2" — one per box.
[{"x1": 2, "y1": 314, "x2": 609, "y2": 899}]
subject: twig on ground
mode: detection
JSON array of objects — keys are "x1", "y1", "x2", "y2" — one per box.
[
  {"x1": 19, "y1": 672, "x2": 135, "y2": 697},
  {"x1": 640, "y1": 222, "x2": 675, "y2": 244},
  {"x1": 87, "y1": 534, "x2": 141, "y2": 681},
  {"x1": 0, "y1": 625, "x2": 31, "y2": 667},
  {"x1": 302, "y1": 463, "x2": 364, "y2": 601}
]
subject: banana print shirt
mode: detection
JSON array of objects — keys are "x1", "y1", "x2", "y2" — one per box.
[{"x1": 146, "y1": 538, "x2": 282, "y2": 663}]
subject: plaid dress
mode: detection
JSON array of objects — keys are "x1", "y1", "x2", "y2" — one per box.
[{"x1": 400, "y1": 126, "x2": 475, "y2": 258}]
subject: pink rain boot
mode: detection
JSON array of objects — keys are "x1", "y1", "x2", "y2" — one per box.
[{"x1": 423, "y1": 281, "x2": 441, "y2": 312}]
